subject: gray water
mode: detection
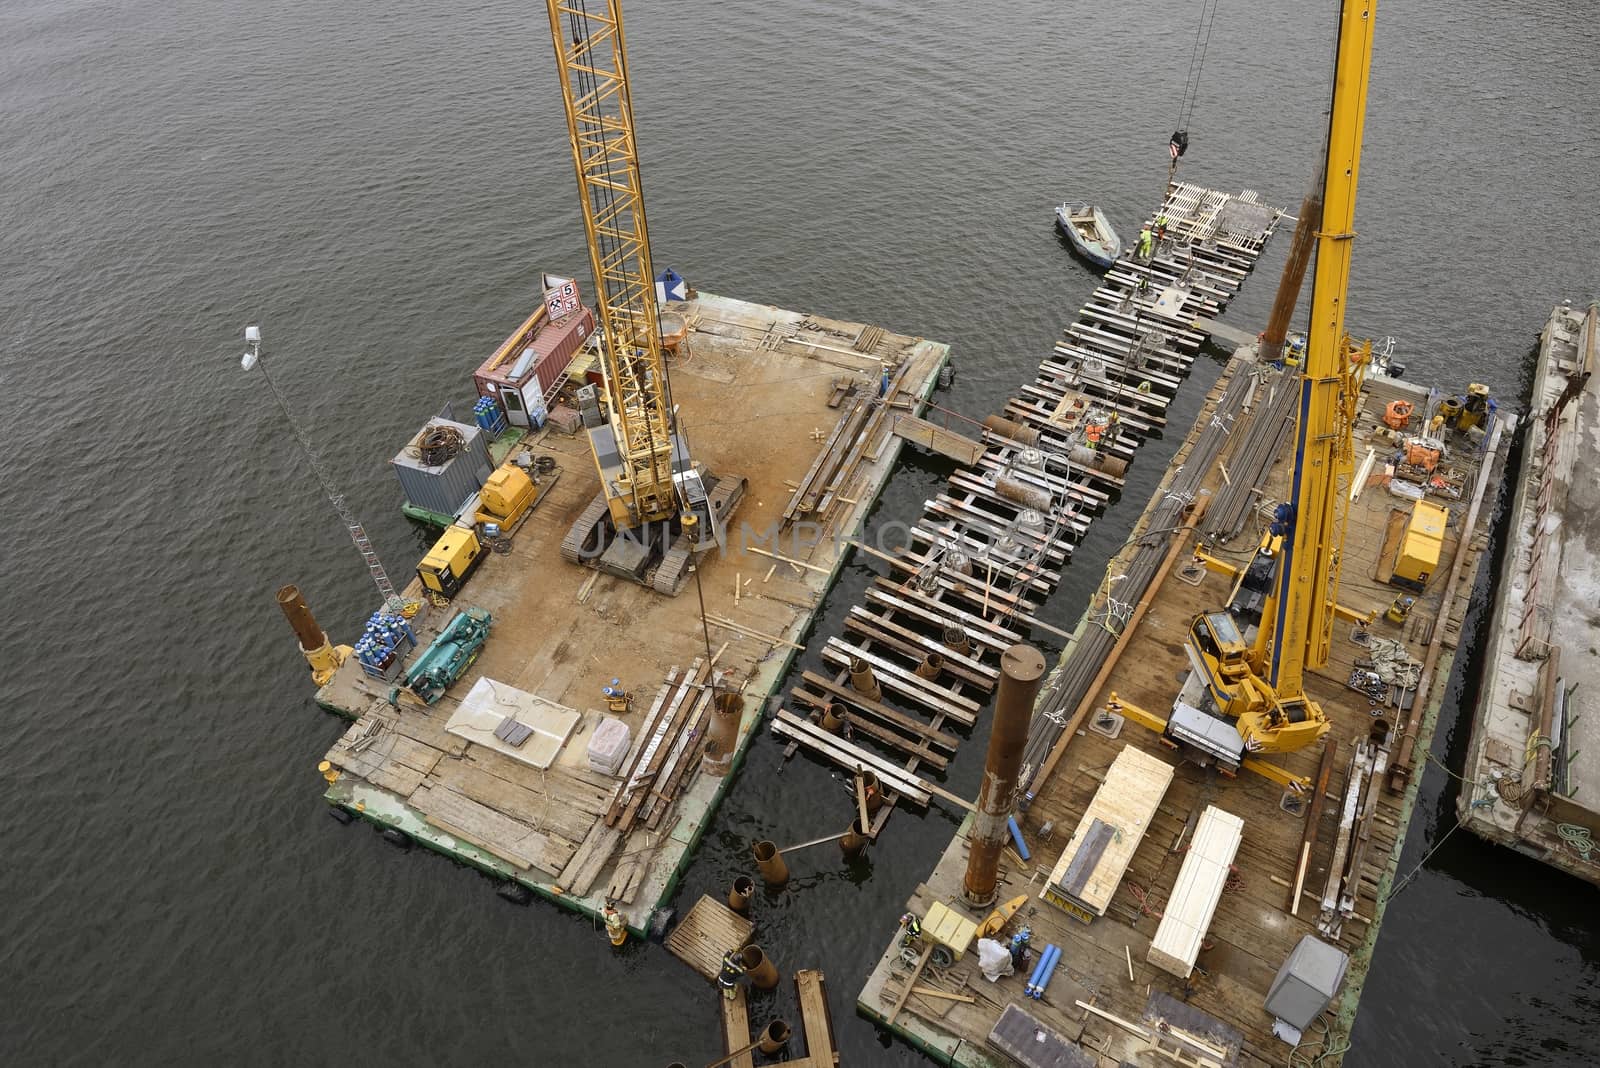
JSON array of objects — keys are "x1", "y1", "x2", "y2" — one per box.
[{"x1": 2, "y1": 1, "x2": 1597, "y2": 1064}]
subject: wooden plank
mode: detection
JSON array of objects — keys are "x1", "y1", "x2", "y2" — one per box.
[
  {"x1": 616, "y1": 661, "x2": 707, "y2": 831},
  {"x1": 891, "y1": 413, "x2": 987, "y2": 465},
  {"x1": 771, "y1": 711, "x2": 932, "y2": 806},
  {"x1": 719, "y1": 984, "x2": 755, "y2": 1068},
  {"x1": 795, "y1": 671, "x2": 961, "y2": 749},
  {"x1": 557, "y1": 822, "x2": 623, "y2": 895},
  {"x1": 864, "y1": 582, "x2": 1021, "y2": 652},
  {"x1": 602, "y1": 667, "x2": 685, "y2": 823},
  {"x1": 410, "y1": 782, "x2": 574, "y2": 874},
  {"x1": 1042, "y1": 747, "x2": 1176, "y2": 916},
  {"x1": 844, "y1": 609, "x2": 996, "y2": 688},
  {"x1": 1148, "y1": 805, "x2": 1245, "y2": 978},
  {"x1": 664, "y1": 894, "x2": 755, "y2": 981},
  {"x1": 821, "y1": 637, "x2": 979, "y2": 718},
  {"x1": 795, "y1": 969, "x2": 839, "y2": 1066},
  {"x1": 790, "y1": 685, "x2": 951, "y2": 769},
  {"x1": 883, "y1": 945, "x2": 932, "y2": 1028}
]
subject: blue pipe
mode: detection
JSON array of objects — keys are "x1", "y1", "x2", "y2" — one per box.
[
  {"x1": 1030, "y1": 946, "x2": 1056, "y2": 997},
  {"x1": 1035, "y1": 943, "x2": 1064, "y2": 997},
  {"x1": 1008, "y1": 816, "x2": 1030, "y2": 861},
  {"x1": 1026, "y1": 945, "x2": 1058, "y2": 998}
]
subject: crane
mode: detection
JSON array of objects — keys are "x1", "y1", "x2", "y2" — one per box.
[
  {"x1": 1110, "y1": 0, "x2": 1378, "y2": 788},
  {"x1": 544, "y1": 0, "x2": 744, "y2": 594}
]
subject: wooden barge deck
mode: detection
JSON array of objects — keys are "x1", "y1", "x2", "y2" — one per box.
[
  {"x1": 855, "y1": 343, "x2": 1511, "y2": 1065},
  {"x1": 1459, "y1": 299, "x2": 1600, "y2": 884},
  {"x1": 309, "y1": 291, "x2": 948, "y2": 934},
  {"x1": 768, "y1": 182, "x2": 1286, "y2": 822}
]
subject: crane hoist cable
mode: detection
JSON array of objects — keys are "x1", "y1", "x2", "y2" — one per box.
[{"x1": 1169, "y1": 0, "x2": 1221, "y2": 165}]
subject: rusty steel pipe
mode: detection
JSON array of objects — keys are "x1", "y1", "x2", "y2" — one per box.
[
  {"x1": 1261, "y1": 164, "x2": 1324, "y2": 362},
  {"x1": 982, "y1": 414, "x2": 1040, "y2": 447},
  {"x1": 701, "y1": 691, "x2": 743, "y2": 776},
  {"x1": 757, "y1": 1020, "x2": 792, "y2": 1054},
  {"x1": 993, "y1": 476, "x2": 1053, "y2": 512},
  {"x1": 861, "y1": 770, "x2": 884, "y2": 814},
  {"x1": 840, "y1": 818, "x2": 869, "y2": 859},
  {"x1": 727, "y1": 875, "x2": 754, "y2": 915},
  {"x1": 821, "y1": 702, "x2": 847, "y2": 733},
  {"x1": 849, "y1": 657, "x2": 882, "y2": 701},
  {"x1": 943, "y1": 625, "x2": 971, "y2": 657},
  {"x1": 915, "y1": 652, "x2": 945, "y2": 680},
  {"x1": 752, "y1": 840, "x2": 789, "y2": 887},
  {"x1": 963, "y1": 643, "x2": 1047, "y2": 907},
  {"x1": 740, "y1": 944, "x2": 780, "y2": 989},
  {"x1": 276, "y1": 584, "x2": 326, "y2": 652}
]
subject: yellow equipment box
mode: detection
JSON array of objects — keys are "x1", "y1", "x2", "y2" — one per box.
[
  {"x1": 418, "y1": 525, "x2": 487, "y2": 597},
  {"x1": 475, "y1": 464, "x2": 536, "y2": 529},
  {"x1": 922, "y1": 900, "x2": 978, "y2": 963},
  {"x1": 1393, "y1": 499, "x2": 1447, "y2": 589}
]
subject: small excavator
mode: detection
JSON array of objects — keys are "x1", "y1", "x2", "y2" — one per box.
[
  {"x1": 543, "y1": 1, "x2": 745, "y2": 595},
  {"x1": 1110, "y1": 0, "x2": 1379, "y2": 788}
]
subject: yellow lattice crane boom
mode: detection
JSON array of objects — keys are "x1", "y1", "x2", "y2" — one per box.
[
  {"x1": 547, "y1": 0, "x2": 676, "y2": 526},
  {"x1": 546, "y1": 0, "x2": 745, "y2": 593}
]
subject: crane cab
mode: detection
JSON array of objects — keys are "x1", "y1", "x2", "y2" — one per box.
[{"x1": 1188, "y1": 611, "x2": 1251, "y2": 687}]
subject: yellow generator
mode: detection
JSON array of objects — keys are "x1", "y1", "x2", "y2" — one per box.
[
  {"x1": 1392, "y1": 500, "x2": 1447, "y2": 590},
  {"x1": 474, "y1": 463, "x2": 537, "y2": 529},
  {"x1": 921, "y1": 900, "x2": 978, "y2": 966},
  {"x1": 418, "y1": 525, "x2": 488, "y2": 598}
]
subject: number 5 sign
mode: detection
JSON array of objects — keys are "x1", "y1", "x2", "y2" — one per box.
[{"x1": 545, "y1": 280, "x2": 580, "y2": 321}]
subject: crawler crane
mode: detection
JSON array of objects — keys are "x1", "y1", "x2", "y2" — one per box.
[
  {"x1": 1110, "y1": 0, "x2": 1378, "y2": 788},
  {"x1": 545, "y1": 1, "x2": 745, "y2": 594}
]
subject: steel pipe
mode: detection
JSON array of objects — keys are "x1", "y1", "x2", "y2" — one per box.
[
  {"x1": 740, "y1": 944, "x2": 780, "y2": 990},
  {"x1": 964, "y1": 643, "x2": 1046, "y2": 907},
  {"x1": 752, "y1": 840, "x2": 789, "y2": 887}
]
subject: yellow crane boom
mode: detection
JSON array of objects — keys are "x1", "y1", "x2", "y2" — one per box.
[
  {"x1": 1109, "y1": 0, "x2": 1379, "y2": 787},
  {"x1": 1263, "y1": 0, "x2": 1377, "y2": 695},
  {"x1": 546, "y1": 0, "x2": 678, "y2": 529}
]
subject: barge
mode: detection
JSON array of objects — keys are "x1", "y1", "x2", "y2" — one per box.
[
  {"x1": 1458, "y1": 299, "x2": 1600, "y2": 884},
  {"x1": 856, "y1": 341, "x2": 1509, "y2": 1067},
  {"x1": 297, "y1": 289, "x2": 949, "y2": 935}
]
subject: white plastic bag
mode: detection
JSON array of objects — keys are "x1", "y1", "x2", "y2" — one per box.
[{"x1": 977, "y1": 937, "x2": 1013, "y2": 982}]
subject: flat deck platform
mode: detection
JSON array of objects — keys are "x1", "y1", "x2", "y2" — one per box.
[
  {"x1": 312, "y1": 291, "x2": 948, "y2": 932},
  {"x1": 858, "y1": 344, "x2": 1510, "y2": 1065},
  {"x1": 1460, "y1": 299, "x2": 1600, "y2": 883}
]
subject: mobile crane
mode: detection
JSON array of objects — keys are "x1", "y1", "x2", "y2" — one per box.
[
  {"x1": 545, "y1": 1, "x2": 745, "y2": 594},
  {"x1": 1110, "y1": 0, "x2": 1378, "y2": 788}
]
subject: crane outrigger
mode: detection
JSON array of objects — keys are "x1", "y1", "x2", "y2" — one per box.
[{"x1": 1110, "y1": 0, "x2": 1379, "y2": 789}]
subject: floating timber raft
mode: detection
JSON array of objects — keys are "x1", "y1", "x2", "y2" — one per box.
[
  {"x1": 773, "y1": 183, "x2": 1284, "y2": 819},
  {"x1": 306, "y1": 291, "x2": 948, "y2": 935},
  {"x1": 856, "y1": 321, "x2": 1513, "y2": 1063},
  {"x1": 1460, "y1": 299, "x2": 1600, "y2": 884}
]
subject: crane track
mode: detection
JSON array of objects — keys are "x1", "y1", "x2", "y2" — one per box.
[{"x1": 560, "y1": 493, "x2": 612, "y2": 566}]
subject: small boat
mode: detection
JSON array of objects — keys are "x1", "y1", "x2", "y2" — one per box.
[{"x1": 1055, "y1": 203, "x2": 1122, "y2": 270}]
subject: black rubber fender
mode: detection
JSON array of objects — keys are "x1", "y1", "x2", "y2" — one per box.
[
  {"x1": 496, "y1": 881, "x2": 534, "y2": 906},
  {"x1": 380, "y1": 826, "x2": 412, "y2": 850},
  {"x1": 328, "y1": 805, "x2": 355, "y2": 826}
]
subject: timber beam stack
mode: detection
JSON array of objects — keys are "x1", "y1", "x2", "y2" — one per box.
[{"x1": 776, "y1": 184, "x2": 1284, "y2": 819}]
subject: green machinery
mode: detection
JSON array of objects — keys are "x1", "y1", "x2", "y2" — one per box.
[{"x1": 393, "y1": 607, "x2": 492, "y2": 705}]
